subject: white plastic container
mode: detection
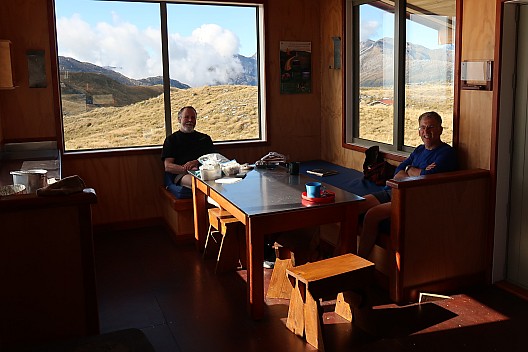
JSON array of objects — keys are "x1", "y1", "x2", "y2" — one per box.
[{"x1": 199, "y1": 165, "x2": 222, "y2": 180}]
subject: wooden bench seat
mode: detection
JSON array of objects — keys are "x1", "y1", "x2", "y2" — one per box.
[
  {"x1": 302, "y1": 161, "x2": 492, "y2": 304},
  {"x1": 286, "y1": 254, "x2": 374, "y2": 351},
  {"x1": 159, "y1": 185, "x2": 194, "y2": 244}
]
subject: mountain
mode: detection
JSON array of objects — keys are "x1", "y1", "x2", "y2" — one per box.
[
  {"x1": 58, "y1": 54, "x2": 259, "y2": 88},
  {"x1": 58, "y1": 56, "x2": 190, "y2": 89},
  {"x1": 229, "y1": 54, "x2": 258, "y2": 86},
  {"x1": 57, "y1": 54, "x2": 259, "y2": 109},
  {"x1": 359, "y1": 38, "x2": 454, "y2": 87},
  {"x1": 58, "y1": 70, "x2": 165, "y2": 108}
]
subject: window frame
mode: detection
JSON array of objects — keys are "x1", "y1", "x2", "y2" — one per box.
[
  {"x1": 344, "y1": 0, "x2": 460, "y2": 157},
  {"x1": 51, "y1": 0, "x2": 267, "y2": 154}
]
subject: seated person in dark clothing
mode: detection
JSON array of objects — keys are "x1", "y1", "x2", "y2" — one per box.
[
  {"x1": 161, "y1": 106, "x2": 215, "y2": 196},
  {"x1": 357, "y1": 111, "x2": 458, "y2": 258}
]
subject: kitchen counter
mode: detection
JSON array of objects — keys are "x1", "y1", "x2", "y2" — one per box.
[
  {"x1": 0, "y1": 186, "x2": 96, "y2": 209},
  {"x1": 0, "y1": 187, "x2": 99, "y2": 350},
  {"x1": 0, "y1": 141, "x2": 61, "y2": 188}
]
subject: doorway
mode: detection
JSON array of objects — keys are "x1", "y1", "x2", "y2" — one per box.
[
  {"x1": 496, "y1": 1, "x2": 528, "y2": 288},
  {"x1": 506, "y1": 3, "x2": 528, "y2": 289}
]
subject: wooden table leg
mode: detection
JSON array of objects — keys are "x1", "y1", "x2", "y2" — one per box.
[
  {"x1": 246, "y1": 218, "x2": 264, "y2": 319},
  {"x1": 192, "y1": 177, "x2": 208, "y2": 251},
  {"x1": 336, "y1": 204, "x2": 359, "y2": 255}
]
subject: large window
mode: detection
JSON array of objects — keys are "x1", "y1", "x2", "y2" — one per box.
[
  {"x1": 346, "y1": 0, "x2": 455, "y2": 152},
  {"x1": 54, "y1": 0, "x2": 264, "y2": 151}
]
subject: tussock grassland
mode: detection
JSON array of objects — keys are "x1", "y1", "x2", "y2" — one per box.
[
  {"x1": 63, "y1": 84, "x2": 452, "y2": 150},
  {"x1": 359, "y1": 84, "x2": 453, "y2": 147},
  {"x1": 63, "y1": 85, "x2": 259, "y2": 150}
]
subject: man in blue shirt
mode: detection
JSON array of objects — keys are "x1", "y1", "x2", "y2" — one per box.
[{"x1": 358, "y1": 111, "x2": 458, "y2": 258}]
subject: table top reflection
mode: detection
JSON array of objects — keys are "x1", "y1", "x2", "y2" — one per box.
[{"x1": 192, "y1": 166, "x2": 364, "y2": 217}]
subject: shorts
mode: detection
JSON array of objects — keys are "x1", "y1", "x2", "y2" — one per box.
[
  {"x1": 372, "y1": 189, "x2": 392, "y2": 204},
  {"x1": 164, "y1": 172, "x2": 184, "y2": 186},
  {"x1": 173, "y1": 174, "x2": 185, "y2": 185}
]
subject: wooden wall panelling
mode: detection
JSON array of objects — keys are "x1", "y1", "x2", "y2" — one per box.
[
  {"x1": 216, "y1": 145, "x2": 266, "y2": 166},
  {"x1": 321, "y1": 0, "x2": 344, "y2": 161},
  {"x1": 458, "y1": 90, "x2": 493, "y2": 169},
  {"x1": 0, "y1": 0, "x2": 57, "y2": 141},
  {"x1": 458, "y1": 0, "x2": 496, "y2": 170},
  {"x1": 61, "y1": 153, "x2": 164, "y2": 226},
  {"x1": 320, "y1": 0, "x2": 369, "y2": 171},
  {"x1": 265, "y1": 0, "x2": 322, "y2": 162},
  {"x1": 0, "y1": 107, "x2": 3, "y2": 143},
  {"x1": 461, "y1": 0, "x2": 496, "y2": 59}
]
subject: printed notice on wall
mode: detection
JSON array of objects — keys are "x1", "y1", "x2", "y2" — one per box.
[{"x1": 280, "y1": 41, "x2": 311, "y2": 94}]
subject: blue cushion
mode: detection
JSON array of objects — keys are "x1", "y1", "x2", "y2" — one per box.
[
  {"x1": 166, "y1": 184, "x2": 192, "y2": 199},
  {"x1": 164, "y1": 172, "x2": 192, "y2": 199},
  {"x1": 300, "y1": 160, "x2": 385, "y2": 196}
]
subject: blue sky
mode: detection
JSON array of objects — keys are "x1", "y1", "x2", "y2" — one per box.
[
  {"x1": 361, "y1": 5, "x2": 446, "y2": 49},
  {"x1": 54, "y1": 0, "x2": 258, "y2": 86},
  {"x1": 54, "y1": 1, "x2": 449, "y2": 85}
]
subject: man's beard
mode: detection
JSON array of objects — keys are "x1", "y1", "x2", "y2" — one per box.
[{"x1": 180, "y1": 124, "x2": 195, "y2": 133}]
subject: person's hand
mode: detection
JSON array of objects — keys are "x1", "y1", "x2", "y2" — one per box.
[
  {"x1": 183, "y1": 160, "x2": 199, "y2": 171},
  {"x1": 425, "y1": 162, "x2": 437, "y2": 171}
]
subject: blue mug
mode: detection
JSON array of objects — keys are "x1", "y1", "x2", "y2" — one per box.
[{"x1": 305, "y1": 182, "x2": 321, "y2": 198}]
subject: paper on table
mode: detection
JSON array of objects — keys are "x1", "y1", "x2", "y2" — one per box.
[{"x1": 214, "y1": 177, "x2": 242, "y2": 184}]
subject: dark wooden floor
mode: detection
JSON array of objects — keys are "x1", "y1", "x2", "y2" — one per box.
[{"x1": 94, "y1": 226, "x2": 528, "y2": 352}]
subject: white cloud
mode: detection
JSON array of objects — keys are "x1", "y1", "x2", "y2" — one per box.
[
  {"x1": 56, "y1": 15, "x2": 243, "y2": 87},
  {"x1": 168, "y1": 24, "x2": 243, "y2": 87},
  {"x1": 361, "y1": 20, "x2": 381, "y2": 42}
]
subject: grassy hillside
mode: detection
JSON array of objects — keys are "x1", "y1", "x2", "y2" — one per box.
[
  {"x1": 63, "y1": 85, "x2": 259, "y2": 150},
  {"x1": 359, "y1": 84, "x2": 454, "y2": 147},
  {"x1": 62, "y1": 83, "x2": 452, "y2": 150},
  {"x1": 61, "y1": 72, "x2": 165, "y2": 109}
]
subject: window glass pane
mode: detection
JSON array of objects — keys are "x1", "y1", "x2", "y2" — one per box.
[
  {"x1": 55, "y1": 0, "x2": 164, "y2": 151},
  {"x1": 166, "y1": 4, "x2": 260, "y2": 142},
  {"x1": 405, "y1": 0, "x2": 455, "y2": 147},
  {"x1": 358, "y1": 1, "x2": 395, "y2": 145}
]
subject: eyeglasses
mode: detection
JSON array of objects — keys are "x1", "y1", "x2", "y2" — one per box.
[{"x1": 418, "y1": 125, "x2": 437, "y2": 131}]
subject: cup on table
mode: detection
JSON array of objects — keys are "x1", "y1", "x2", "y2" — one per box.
[
  {"x1": 288, "y1": 162, "x2": 300, "y2": 175},
  {"x1": 305, "y1": 181, "x2": 321, "y2": 198}
]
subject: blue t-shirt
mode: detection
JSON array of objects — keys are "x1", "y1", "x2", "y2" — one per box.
[{"x1": 395, "y1": 142, "x2": 458, "y2": 176}]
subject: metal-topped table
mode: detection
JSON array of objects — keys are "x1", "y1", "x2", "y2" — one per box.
[{"x1": 190, "y1": 166, "x2": 364, "y2": 319}]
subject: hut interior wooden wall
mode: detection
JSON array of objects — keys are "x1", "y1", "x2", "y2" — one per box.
[{"x1": 0, "y1": 0, "x2": 496, "y2": 228}]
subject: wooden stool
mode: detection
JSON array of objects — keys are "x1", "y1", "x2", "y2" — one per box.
[
  {"x1": 266, "y1": 227, "x2": 320, "y2": 300},
  {"x1": 203, "y1": 208, "x2": 233, "y2": 259},
  {"x1": 204, "y1": 207, "x2": 245, "y2": 273},
  {"x1": 285, "y1": 253, "x2": 374, "y2": 351},
  {"x1": 266, "y1": 243, "x2": 295, "y2": 299}
]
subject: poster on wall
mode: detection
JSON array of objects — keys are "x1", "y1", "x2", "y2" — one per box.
[{"x1": 280, "y1": 41, "x2": 311, "y2": 94}]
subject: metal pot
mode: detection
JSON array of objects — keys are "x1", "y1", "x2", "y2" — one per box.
[{"x1": 10, "y1": 169, "x2": 48, "y2": 193}]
